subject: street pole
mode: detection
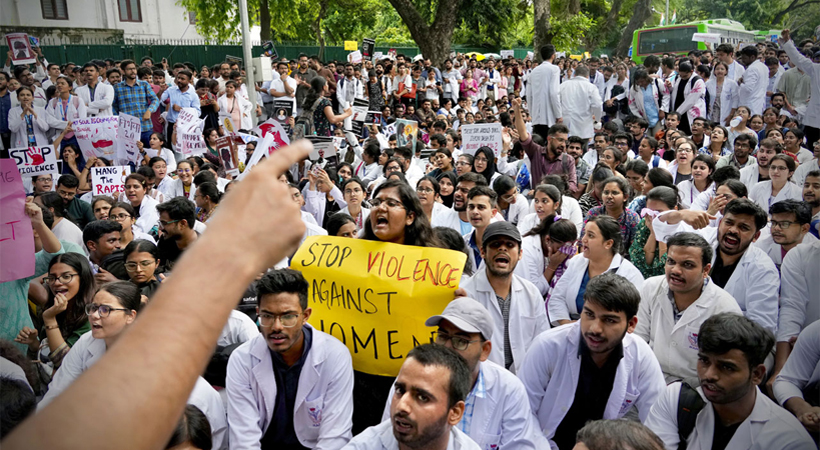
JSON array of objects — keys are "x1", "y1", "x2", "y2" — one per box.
[
  {"x1": 238, "y1": 0, "x2": 258, "y2": 128},
  {"x1": 665, "y1": 0, "x2": 669, "y2": 25}
]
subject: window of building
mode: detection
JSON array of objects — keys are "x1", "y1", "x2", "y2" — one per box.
[
  {"x1": 41, "y1": 0, "x2": 69, "y2": 20},
  {"x1": 118, "y1": 0, "x2": 142, "y2": 22},
  {"x1": 188, "y1": 11, "x2": 197, "y2": 25}
]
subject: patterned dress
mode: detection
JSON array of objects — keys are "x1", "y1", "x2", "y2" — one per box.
[{"x1": 583, "y1": 206, "x2": 641, "y2": 259}]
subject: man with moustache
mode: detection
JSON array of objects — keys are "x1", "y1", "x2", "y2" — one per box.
[
  {"x1": 753, "y1": 200, "x2": 816, "y2": 268},
  {"x1": 519, "y1": 273, "x2": 666, "y2": 450},
  {"x1": 739, "y1": 138, "x2": 781, "y2": 191},
  {"x1": 453, "y1": 173, "x2": 487, "y2": 236}
]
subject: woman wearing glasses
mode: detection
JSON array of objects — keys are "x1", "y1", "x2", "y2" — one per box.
[
  {"x1": 109, "y1": 202, "x2": 156, "y2": 248},
  {"x1": 15, "y1": 253, "x2": 95, "y2": 370},
  {"x1": 749, "y1": 154, "x2": 802, "y2": 211},
  {"x1": 667, "y1": 138, "x2": 696, "y2": 185},
  {"x1": 415, "y1": 176, "x2": 442, "y2": 224},
  {"x1": 124, "y1": 239, "x2": 162, "y2": 299},
  {"x1": 38, "y1": 281, "x2": 227, "y2": 449},
  {"x1": 166, "y1": 160, "x2": 197, "y2": 202},
  {"x1": 337, "y1": 177, "x2": 370, "y2": 234},
  {"x1": 472, "y1": 146, "x2": 499, "y2": 186}
]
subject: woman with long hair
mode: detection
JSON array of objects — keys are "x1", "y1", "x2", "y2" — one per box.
[
  {"x1": 167, "y1": 160, "x2": 196, "y2": 201},
  {"x1": 338, "y1": 177, "x2": 370, "y2": 233},
  {"x1": 749, "y1": 154, "x2": 802, "y2": 210},
  {"x1": 677, "y1": 154, "x2": 715, "y2": 208},
  {"x1": 363, "y1": 179, "x2": 440, "y2": 247},
  {"x1": 516, "y1": 214, "x2": 578, "y2": 299},
  {"x1": 60, "y1": 143, "x2": 86, "y2": 177},
  {"x1": 109, "y1": 202, "x2": 155, "y2": 247},
  {"x1": 699, "y1": 125, "x2": 732, "y2": 162},
  {"x1": 437, "y1": 171, "x2": 457, "y2": 208},
  {"x1": 668, "y1": 138, "x2": 696, "y2": 184},
  {"x1": 138, "y1": 132, "x2": 177, "y2": 173},
  {"x1": 203, "y1": 128, "x2": 220, "y2": 159},
  {"x1": 629, "y1": 186, "x2": 680, "y2": 279},
  {"x1": 194, "y1": 182, "x2": 221, "y2": 223},
  {"x1": 124, "y1": 239, "x2": 162, "y2": 298},
  {"x1": 583, "y1": 176, "x2": 640, "y2": 256},
  {"x1": 784, "y1": 128, "x2": 814, "y2": 165},
  {"x1": 46, "y1": 76, "x2": 86, "y2": 150},
  {"x1": 518, "y1": 184, "x2": 562, "y2": 235},
  {"x1": 579, "y1": 165, "x2": 614, "y2": 217},
  {"x1": 218, "y1": 80, "x2": 252, "y2": 131},
  {"x1": 9, "y1": 86, "x2": 49, "y2": 148},
  {"x1": 123, "y1": 173, "x2": 160, "y2": 235},
  {"x1": 303, "y1": 76, "x2": 352, "y2": 137}
]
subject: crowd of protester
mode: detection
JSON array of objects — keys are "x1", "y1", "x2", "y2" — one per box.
[{"x1": 1, "y1": 27, "x2": 820, "y2": 450}]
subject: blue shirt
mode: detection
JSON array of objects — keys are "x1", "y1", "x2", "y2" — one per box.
[
  {"x1": 458, "y1": 366, "x2": 486, "y2": 435},
  {"x1": 460, "y1": 219, "x2": 472, "y2": 236},
  {"x1": 0, "y1": 91, "x2": 10, "y2": 133},
  {"x1": 469, "y1": 231, "x2": 483, "y2": 268},
  {"x1": 575, "y1": 269, "x2": 591, "y2": 314},
  {"x1": 641, "y1": 85, "x2": 659, "y2": 127},
  {"x1": 160, "y1": 85, "x2": 201, "y2": 123}
]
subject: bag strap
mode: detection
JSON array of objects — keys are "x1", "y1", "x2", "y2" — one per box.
[{"x1": 677, "y1": 382, "x2": 705, "y2": 450}]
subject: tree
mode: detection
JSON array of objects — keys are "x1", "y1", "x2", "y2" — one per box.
[
  {"x1": 614, "y1": 0, "x2": 652, "y2": 56},
  {"x1": 532, "y1": 0, "x2": 551, "y2": 61},
  {"x1": 384, "y1": 0, "x2": 463, "y2": 65}
]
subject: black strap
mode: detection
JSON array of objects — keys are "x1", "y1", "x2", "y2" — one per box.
[{"x1": 677, "y1": 382, "x2": 705, "y2": 450}]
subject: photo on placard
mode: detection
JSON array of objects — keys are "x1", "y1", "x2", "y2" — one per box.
[{"x1": 273, "y1": 99, "x2": 293, "y2": 129}]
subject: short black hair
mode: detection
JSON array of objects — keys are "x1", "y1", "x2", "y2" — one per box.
[
  {"x1": 583, "y1": 272, "x2": 641, "y2": 320},
  {"x1": 698, "y1": 313, "x2": 774, "y2": 368},
  {"x1": 712, "y1": 165, "x2": 740, "y2": 185},
  {"x1": 257, "y1": 268, "x2": 308, "y2": 310},
  {"x1": 576, "y1": 419, "x2": 664, "y2": 450},
  {"x1": 625, "y1": 159, "x2": 649, "y2": 177},
  {"x1": 83, "y1": 220, "x2": 122, "y2": 247},
  {"x1": 667, "y1": 232, "x2": 713, "y2": 268},
  {"x1": 467, "y1": 185, "x2": 497, "y2": 206},
  {"x1": 100, "y1": 280, "x2": 143, "y2": 313},
  {"x1": 39, "y1": 192, "x2": 66, "y2": 218},
  {"x1": 0, "y1": 376, "x2": 36, "y2": 437},
  {"x1": 723, "y1": 198, "x2": 768, "y2": 231},
  {"x1": 56, "y1": 173, "x2": 80, "y2": 189},
  {"x1": 733, "y1": 133, "x2": 757, "y2": 149},
  {"x1": 456, "y1": 171, "x2": 487, "y2": 187},
  {"x1": 405, "y1": 344, "x2": 471, "y2": 408},
  {"x1": 326, "y1": 213, "x2": 356, "y2": 237},
  {"x1": 769, "y1": 199, "x2": 811, "y2": 225},
  {"x1": 165, "y1": 405, "x2": 213, "y2": 450},
  {"x1": 156, "y1": 197, "x2": 197, "y2": 229}
]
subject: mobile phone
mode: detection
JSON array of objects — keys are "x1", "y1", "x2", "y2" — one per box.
[{"x1": 311, "y1": 164, "x2": 322, "y2": 176}]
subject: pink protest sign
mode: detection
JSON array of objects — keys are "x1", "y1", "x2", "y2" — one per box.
[{"x1": 0, "y1": 159, "x2": 35, "y2": 283}]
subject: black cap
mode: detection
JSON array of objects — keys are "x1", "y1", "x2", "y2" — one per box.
[{"x1": 482, "y1": 221, "x2": 521, "y2": 247}]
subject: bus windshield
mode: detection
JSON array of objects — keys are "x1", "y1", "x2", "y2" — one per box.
[{"x1": 638, "y1": 26, "x2": 700, "y2": 55}]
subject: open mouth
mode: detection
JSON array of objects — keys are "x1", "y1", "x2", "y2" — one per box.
[
  {"x1": 268, "y1": 334, "x2": 287, "y2": 345},
  {"x1": 53, "y1": 287, "x2": 70, "y2": 295},
  {"x1": 722, "y1": 234, "x2": 740, "y2": 250},
  {"x1": 585, "y1": 334, "x2": 605, "y2": 347},
  {"x1": 91, "y1": 323, "x2": 103, "y2": 330},
  {"x1": 494, "y1": 254, "x2": 510, "y2": 268},
  {"x1": 393, "y1": 416, "x2": 414, "y2": 434},
  {"x1": 374, "y1": 216, "x2": 389, "y2": 228},
  {"x1": 668, "y1": 274, "x2": 686, "y2": 287}
]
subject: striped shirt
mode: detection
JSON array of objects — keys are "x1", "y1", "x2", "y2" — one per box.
[
  {"x1": 458, "y1": 367, "x2": 486, "y2": 436},
  {"x1": 496, "y1": 292, "x2": 513, "y2": 370},
  {"x1": 112, "y1": 80, "x2": 159, "y2": 132}
]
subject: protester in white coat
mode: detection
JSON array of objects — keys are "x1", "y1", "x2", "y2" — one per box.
[
  {"x1": 8, "y1": 86, "x2": 50, "y2": 148},
  {"x1": 628, "y1": 69, "x2": 669, "y2": 134},
  {"x1": 226, "y1": 269, "x2": 353, "y2": 450},
  {"x1": 559, "y1": 66, "x2": 604, "y2": 140},
  {"x1": 75, "y1": 64, "x2": 115, "y2": 117},
  {"x1": 706, "y1": 63, "x2": 740, "y2": 126},
  {"x1": 737, "y1": 46, "x2": 771, "y2": 116},
  {"x1": 461, "y1": 222, "x2": 549, "y2": 374},
  {"x1": 525, "y1": 46, "x2": 563, "y2": 134},
  {"x1": 773, "y1": 320, "x2": 820, "y2": 434},
  {"x1": 670, "y1": 62, "x2": 707, "y2": 134}
]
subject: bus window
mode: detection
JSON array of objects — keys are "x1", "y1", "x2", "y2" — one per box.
[{"x1": 638, "y1": 26, "x2": 700, "y2": 55}]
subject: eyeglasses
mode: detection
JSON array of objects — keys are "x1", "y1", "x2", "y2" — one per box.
[
  {"x1": 771, "y1": 220, "x2": 796, "y2": 229},
  {"x1": 769, "y1": 165, "x2": 789, "y2": 172},
  {"x1": 124, "y1": 260, "x2": 156, "y2": 272},
  {"x1": 43, "y1": 273, "x2": 79, "y2": 285},
  {"x1": 344, "y1": 188, "x2": 363, "y2": 195},
  {"x1": 676, "y1": 148, "x2": 694, "y2": 154},
  {"x1": 416, "y1": 187, "x2": 434, "y2": 194},
  {"x1": 474, "y1": 157, "x2": 489, "y2": 163},
  {"x1": 110, "y1": 213, "x2": 131, "y2": 221},
  {"x1": 371, "y1": 198, "x2": 405, "y2": 209},
  {"x1": 85, "y1": 303, "x2": 131, "y2": 318},
  {"x1": 178, "y1": 168, "x2": 192, "y2": 173},
  {"x1": 159, "y1": 219, "x2": 180, "y2": 227},
  {"x1": 501, "y1": 187, "x2": 520, "y2": 202},
  {"x1": 259, "y1": 312, "x2": 301, "y2": 328},
  {"x1": 436, "y1": 331, "x2": 481, "y2": 351},
  {"x1": 455, "y1": 161, "x2": 470, "y2": 167}
]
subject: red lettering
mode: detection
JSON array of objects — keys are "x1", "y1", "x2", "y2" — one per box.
[
  {"x1": 396, "y1": 255, "x2": 410, "y2": 281},
  {"x1": 367, "y1": 251, "x2": 381, "y2": 273},
  {"x1": 0, "y1": 220, "x2": 21, "y2": 242}
]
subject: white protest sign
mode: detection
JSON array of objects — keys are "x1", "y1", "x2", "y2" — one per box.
[
  {"x1": 692, "y1": 33, "x2": 721, "y2": 44},
  {"x1": 238, "y1": 133, "x2": 272, "y2": 180},
  {"x1": 383, "y1": 123, "x2": 397, "y2": 138},
  {"x1": 115, "y1": 113, "x2": 142, "y2": 166},
  {"x1": 91, "y1": 166, "x2": 131, "y2": 197},
  {"x1": 527, "y1": 51, "x2": 535, "y2": 60},
  {"x1": 348, "y1": 50, "x2": 363, "y2": 64},
  {"x1": 500, "y1": 50, "x2": 514, "y2": 59},
  {"x1": 306, "y1": 136, "x2": 335, "y2": 161},
  {"x1": 179, "y1": 133, "x2": 207, "y2": 156},
  {"x1": 10, "y1": 146, "x2": 59, "y2": 177},
  {"x1": 254, "y1": 119, "x2": 291, "y2": 152},
  {"x1": 373, "y1": 51, "x2": 383, "y2": 61},
  {"x1": 73, "y1": 117, "x2": 118, "y2": 161},
  {"x1": 460, "y1": 123, "x2": 503, "y2": 157},
  {"x1": 177, "y1": 107, "x2": 204, "y2": 134}
]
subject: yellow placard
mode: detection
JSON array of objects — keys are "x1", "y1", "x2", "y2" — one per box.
[
  {"x1": 344, "y1": 41, "x2": 358, "y2": 51},
  {"x1": 291, "y1": 236, "x2": 466, "y2": 377},
  {"x1": 570, "y1": 54, "x2": 583, "y2": 61},
  {"x1": 584, "y1": 52, "x2": 591, "y2": 59}
]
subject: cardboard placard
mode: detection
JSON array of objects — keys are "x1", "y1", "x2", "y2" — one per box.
[
  {"x1": 0, "y1": 160, "x2": 35, "y2": 283},
  {"x1": 344, "y1": 41, "x2": 358, "y2": 51},
  {"x1": 179, "y1": 133, "x2": 207, "y2": 156},
  {"x1": 5, "y1": 33, "x2": 36, "y2": 66},
  {"x1": 9, "y1": 146, "x2": 58, "y2": 177},
  {"x1": 306, "y1": 136, "x2": 335, "y2": 161},
  {"x1": 91, "y1": 166, "x2": 131, "y2": 196},
  {"x1": 460, "y1": 123, "x2": 503, "y2": 157},
  {"x1": 177, "y1": 107, "x2": 204, "y2": 134},
  {"x1": 500, "y1": 50, "x2": 514, "y2": 59},
  {"x1": 348, "y1": 51, "x2": 363, "y2": 64},
  {"x1": 73, "y1": 117, "x2": 118, "y2": 161},
  {"x1": 394, "y1": 119, "x2": 418, "y2": 151},
  {"x1": 373, "y1": 51, "x2": 384, "y2": 61},
  {"x1": 272, "y1": 99, "x2": 293, "y2": 130},
  {"x1": 362, "y1": 38, "x2": 375, "y2": 60},
  {"x1": 215, "y1": 136, "x2": 239, "y2": 176},
  {"x1": 115, "y1": 113, "x2": 142, "y2": 166}
]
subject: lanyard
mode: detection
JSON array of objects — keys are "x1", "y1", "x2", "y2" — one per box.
[
  {"x1": 89, "y1": 84, "x2": 97, "y2": 102},
  {"x1": 59, "y1": 95, "x2": 71, "y2": 121}
]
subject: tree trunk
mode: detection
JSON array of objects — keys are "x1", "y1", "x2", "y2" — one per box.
[
  {"x1": 385, "y1": 0, "x2": 463, "y2": 66},
  {"x1": 313, "y1": 0, "x2": 329, "y2": 60},
  {"x1": 533, "y1": 0, "x2": 550, "y2": 62},
  {"x1": 771, "y1": 0, "x2": 820, "y2": 25},
  {"x1": 615, "y1": 0, "x2": 652, "y2": 57},
  {"x1": 585, "y1": 0, "x2": 625, "y2": 51},
  {"x1": 259, "y1": 0, "x2": 271, "y2": 41}
]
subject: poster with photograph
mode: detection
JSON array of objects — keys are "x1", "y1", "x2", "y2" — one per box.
[
  {"x1": 272, "y1": 99, "x2": 293, "y2": 130},
  {"x1": 362, "y1": 39, "x2": 375, "y2": 61},
  {"x1": 5, "y1": 33, "x2": 36, "y2": 66},
  {"x1": 394, "y1": 119, "x2": 418, "y2": 150},
  {"x1": 305, "y1": 136, "x2": 335, "y2": 161},
  {"x1": 215, "y1": 136, "x2": 239, "y2": 176}
]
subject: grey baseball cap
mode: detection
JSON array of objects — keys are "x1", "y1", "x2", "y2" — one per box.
[
  {"x1": 425, "y1": 298, "x2": 494, "y2": 341},
  {"x1": 482, "y1": 221, "x2": 522, "y2": 247}
]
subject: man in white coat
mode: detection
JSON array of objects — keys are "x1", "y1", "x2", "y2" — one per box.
[
  {"x1": 526, "y1": 44, "x2": 563, "y2": 138},
  {"x1": 737, "y1": 46, "x2": 770, "y2": 116},
  {"x1": 226, "y1": 268, "x2": 354, "y2": 450},
  {"x1": 560, "y1": 65, "x2": 603, "y2": 141},
  {"x1": 779, "y1": 29, "x2": 820, "y2": 150},
  {"x1": 645, "y1": 313, "x2": 815, "y2": 450},
  {"x1": 337, "y1": 63, "x2": 364, "y2": 131},
  {"x1": 381, "y1": 298, "x2": 547, "y2": 449},
  {"x1": 461, "y1": 221, "x2": 549, "y2": 374},
  {"x1": 773, "y1": 320, "x2": 820, "y2": 437},
  {"x1": 343, "y1": 344, "x2": 480, "y2": 450},
  {"x1": 753, "y1": 200, "x2": 816, "y2": 268},
  {"x1": 518, "y1": 273, "x2": 666, "y2": 450},
  {"x1": 635, "y1": 232, "x2": 742, "y2": 383},
  {"x1": 75, "y1": 63, "x2": 114, "y2": 117}
]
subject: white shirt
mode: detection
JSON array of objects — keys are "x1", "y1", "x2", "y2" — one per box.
[
  {"x1": 518, "y1": 322, "x2": 666, "y2": 449},
  {"x1": 218, "y1": 310, "x2": 259, "y2": 347},
  {"x1": 461, "y1": 268, "x2": 549, "y2": 374},
  {"x1": 646, "y1": 383, "x2": 814, "y2": 450},
  {"x1": 430, "y1": 202, "x2": 462, "y2": 235},
  {"x1": 525, "y1": 61, "x2": 562, "y2": 127},
  {"x1": 75, "y1": 82, "x2": 115, "y2": 116},
  {"x1": 676, "y1": 180, "x2": 714, "y2": 209},
  {"x1": 52, "y1": 218, "x2": 87, "y2": 255},
  {"x1": 777, "y1": 240, "x2": 820, "y2": 342},
  {"x1": 705, "y1": 77, "x2": 740, "y2": 126},
  {"x1": 782, "y1": 40, "x2": 820, "y2": 128},
  {"x1": 342, "y1": 420, "x2": 480, "y2": 450},
  {"x1": 748, "y1": 180, "x2": 803, "y2": 212},
  {"x1": 752, "y1": 232, "x2": 817, "y2": 268},
  {"x1": 559, "y1": 76, "x2": 604, "y2": 140},
  {"x1": 270, "y1": 76, "x2": 298, "y2": 111},
  {"x1": 134, "y1": 194, "x2": 160, "y2": 235},
  {"x1": 499, "y1": 193, "x2": 530, "y2": 226},
  {"x1": 8, "y1": 106, "x2": 50, "y2": 148},
  {"x1": 774, "y1": 320, "x2": 820, "y2": 407},
  {"x1": 144, "y1": 147, "x2": 177, "y2": 173},
  {"x1": 635, "y1": 275, "x2": 742, "y2": 382},
  {"x1": 738, "y1": 60, "x2": 770, "y2": 116}
]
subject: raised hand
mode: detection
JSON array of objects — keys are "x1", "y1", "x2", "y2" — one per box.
[
  {"x1": 42, "y1": 293, "x2": 70, "y2": 321},
  {"x1": 27, "y1": 146, "x2": 45, "y2": 165}
]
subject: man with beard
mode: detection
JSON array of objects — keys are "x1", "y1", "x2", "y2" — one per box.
[
  {"x1": 293, "y1": 54, "x2": 318, "y2": 115},
  {"x1": 155, "y1": 197, "x2": 200, "y2": 272},
  {"x1": 740, "y1": 138, "x2": 780, "y2": 191},
  {"x1": 343, "y1": 344, "x2": 478, "y2": 450},
  {"x1": 381, "y1": 299, "x2": 546, "y2": 448},
  {"x1": 56, "y1": 174, "x2": 95, "y2": 229},
  {"x1": 111, "y1": 59, "x2": 160, "y2": 145},
  {"x1": 803, "y1": 171, "x2": 820, "y2": 237},
  {"x1": 635, "y1": 232, "x2": 741, "y2": 383},
  {"x1": 716, "y1": 134, "x2": 757, "y2": 170},
  {"x1": 519, "y1": 273, "x2": 666, "y2": 450},
  {"x1": 227, "y1": 268, "x2": 354, "y2": 449},
  {"x1": 567, "y1": 137, "x2": 591, "y2": 196},
  {"x1": 461, "y1": 221, "x2": 548, "y2": 373},
  {"x1": 160, "y1": 69, "x2": 200, "y2": 140},
  {"x1": 645, "y1": 313, "x2": 814, "y2": 450},
  {"x1": 652, "y1": 199, "x2": 780, "y2": 338},
  {"x1": 512, "y1": 98, "x2": 578, "y2": 194},
  {"x1": 453, "y1": 173, "x2": 487, "y2": 236},
  {"x1": 753, "y1": 200, "x2": 815, "y2": 268}
]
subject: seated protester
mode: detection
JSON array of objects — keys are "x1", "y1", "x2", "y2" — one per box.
[
  {"x1": 754, "y1": 200, "x2": 816, "y2": 269},
  {"x1": 427, "y1": 147, "x2": 455, "y2": 179},
  {"x1": 784, "y1": 128, "x2": 814, "y2": 166},
  {"x1": 515, "y1": 214, "x2": 577, "y2": 300},
  {"x1": 793, "y1": 143, "x2": 820, "y2": 189},
  {"x1": 749, "y1": 154, "x2": 802, "y2": 211},
  {"x1": 463, "y1": 186, "x2": 497, "y2": 275},
  {"x1": 14, "y1": 253, "x2": 95, "y2": 370},
  {"x1": 83, "y1": 219, "x2": 127, "y2": 282},
  {"x1": 677, "y1": 154, "x2": 715, "y2": 209},
  {"x1": 122, "y1": 174, "x2": 160, "y2": 235},
  {"x1": 461, "y1": 221, "x2": 549, "y2": 373},
  {"x1": 326, "y1": 213, "x2": 358, "y2": 239},
  {"x1": 624, "y1": 159, "x2": 649, "y2": 204},
  {"x1": 535, "y1": 175, "x2": 584, "y2": 238},
  {"x1": 226, "y1": 269, "x2": 354, "y2": 449},
  {"x1": 629, "y1": 186, "x2": 681, "y2": 279},
  {"x1": 549, "y1": 215, "x2": 644, "y2": 326},
  {"x1": 354, "y1": 141, "x2": 382, "y2": 187},
  {"x1": 583, "y1": 177, "x2": 640, "y2": 256},
  {"x1": 566, "y1": 136, "x2": 592, "y2": 195},
  {"x1": 774, "y1": 321, "x2": 820, "y2": 438},
  {"x1": 25, "y1": 173, "x2": 56, "y2": 196},
  {"x1": 600, "y1": 146, "x2": 626, "y2": 178},
  {"x1": 380, "y1": 299, "x2": 547, "y2": 449},
  {"x1": 699, "y1": 125, "x2": 732, "y2": 163},
  {"x1": 194, "y1": 182, "x2": 221, "y2": 224},
  {"x1": 689, "y1": 117, "x2": 711, "y2": 150},
  {"x1": 716, "y1": 133, "x2": 757, "y2": 170},
  {"x1": 472, "y1": 146, "x2": 500, "y2": 187},
  {"x1": 415, "y1": 176, "x2": 443, "y2": 225},
  {"x1": 109, "y1": 202, "x2": 156, "y2": 247},
  {"x1": 343, "y1": 344, "x2": 478, "y2": 450},
  {"x1": 805, "y1": 171, "x2": 820, "y2": 238},
  {"x1": 368, "y1": 157, "x2": 404, "y2": 197},
  {"x1": 579, "y1": 165, "x2": 613, "y2": 217},
  {"x1": 338, "y1": 177, "x2": 370, "y2": 233},
  {"x1": 55, "y1": 174, "x2": 96, "y2": 229},
  {"x1": 150, "y1": 156, "x2": 175, "y2": 199},
  {"x1": 492, "y1": 175, "x2": 528, "y2": 226},
  {"x1": 667, "y1": 138, "x2": 697, "y2": 185},
  {"x1": 123, "y1": 239, "x2": 162, "y2": 299},
  {"x1": 437, "y1": 171, "x2": 457, "y2": 208},
  {"x1": 165, "y1": 160, "x2": 197, "y2": 203},
  {"x1": 627, "y1": 167, "x2": 675, "y2": 217},
  {"x1": 39, "y1": 281, "x2": 228, "y2": 450},
  {"x1": 517, "y1": 184, "x2": 562, "y2": 235},
  {"x1": 166, "y1": 405, "x2": 213, "y2": 450},
  {"x1": 689, "y1": 165, "x2": 741, "y2": 212},
  {"x1": 155, "y1": 197, "x2": 199, "y2": 272},
  {"x1": 138, "y1": 132, "x2": 178, "y2": 173},
  {"x1": 585, "y1": 132, "x2": 610, "y2": 168},
  {"x1": 434, "y1": 227, "x2": 474, "y2": 280},
  {"x1": 740, "y1": 138, "x2": 781, "y2": 193},
  {"x1": 652, "y1": 199, "x2": 780, "y2": 336},
  {"x1": 645, "y1": 313, "x2": 815, "y2": 450},
  {"x1": 519, "y1": 273, "x2": 666, "y2": 450},
  {"x1": 198, "y1": 163, "x2": 230, "y2": 193},
  {"x1": 36, "y1": 192, "x2": 85, "y2": 252},
  {"x1": 91, "y1": 195, "x2": 115, "y2": 221},
  {"x1": 0, "y1": 371, "x2": 37, "y2": 437},
  {"x1": 573, "y1": 420, "x2": 665, "y2": 450}
]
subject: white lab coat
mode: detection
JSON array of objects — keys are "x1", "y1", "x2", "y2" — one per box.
[
  {"x1": 45, "y1": 95, "x2": 87, "y2": 134},
  {"x1": 381, "y1": 361, "x2": 547, "y2": 449},
  {"x1": 430, "y1": 202, "x2": 462, "y2": 234},
  {"x1": 514, "y1": 234, "x2": 551, "y2": 297},
  {"x1": 520, "y1": 196, "x2": 583, "y2": 238},
  {"x1": 163, "y1": 178, "x2": 197, "y2": 203},
  {"x1": 302, "y1": 184, "x2": 347, "y2": 228},
  {"x1": 705, "y1": 77, "x2": 740, "y2": 126},
  {"x1": 774, "y1": 320, "x2": 820, "y2": 406},
  {"x1": 547, "y1": 254, "x2": 644, "y2": 325},
  {"x1": 777, "y1": 240, "x2": 820, "y2": 342},
  {"x1": 342, "y1": 420, "x2": 480, "y2": 450},
  {"x1": 40, "y1": 332, "x2": 228, "y2": 449},
  {"x1": 652, "y1": 213, "x2": 781, "y2": 335},
  {"x1": 628, "y1": 79, "x2": 670, "y2": 121},
  {"x1": 500, "y1": 193, "x2": 530, "y2": 226},
  {"x1": 676, "y1": 180, "x2": 714, "y2": 209},
  {"x1": 738, "y1": 60, "x2": 770, "y2": 116},
  {"x1": 218, "y1": 310, "x2": 259, "y2": 347},
  {"x1": 748, "y1": 180, "x2": 803, "y2": 213},
  {"x1": 752, "y1": 232, "x2": 817, "y2": 268},
  {"x1": 589, "y1": 71, "x2": 607, "y2": 100},
  {"x1": 782, "y1": 40, "x2": 820, "y2": 128},
  {"x1": 725, "y1": 60, "x2": 746, "y2": 83},
  {"x1": 634, "y1": 275, "x2": 742, "y2": 382},
  {"x1": 645, "y1": 383, "x2": 814, "y2": 450},
  {"x1": 525, "y1": 61, "x2": 562, "y2": 127},
  {"x1": 10, "y1": 86, "x2": 47, "y2": 108},
  {"x1": 739, "y1": 162, "x2": 761, "y2": 193},
  {"x1": 8, "y1": 106, "x2": 50, "y2": 148},
  {"x1": 671, "y1": 76, "x2": 707, "y2": 125},
  {"x1": 75, "y1": 82, "x2": 115, "y2": 116},
  {"x1": 218, "y1": 94, "x2": 253, "y2": 131},
  {"x1": 134, "y1": 194, "x2": 160, "y2": 235},
  {"x1": 518, "y1": 322, "x2": 666, "y2": 449},
  {"x1": 226, "y1": 327, "x2": 354, "y2": 450},
  {"x1": 559, "y1": 77, "x2": 604, "y2": 140},
  {"x1": 461, "y1": 268, "x2": 550, "y2": 374}
]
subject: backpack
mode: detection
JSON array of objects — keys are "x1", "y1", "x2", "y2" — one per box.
[
  {"x1": 293, "y1": 97, "x2": 324, "y2": 140},
  {"x1": 677, "y1": 381, "x2": 706, "y2": 450},
  {"x1": 203, "y1": 341, "x2": 244, "y2": 387}
]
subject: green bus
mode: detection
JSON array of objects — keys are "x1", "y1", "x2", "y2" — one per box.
[{"x1": 631, "y1": 19, "x2": 758, "y2": 64}]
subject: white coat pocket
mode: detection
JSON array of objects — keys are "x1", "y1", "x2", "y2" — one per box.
[
  {"x1": 618, "y1": 390, "x2": 640, "y2": 417},
  {"x1": 684, "y1": 326, "x2": 700, "y2": 352},
  {"x1": 478, "y1": 432, "x2": 501, "y2": 450}
]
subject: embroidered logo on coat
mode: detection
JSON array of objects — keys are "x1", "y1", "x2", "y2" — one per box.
[
  {"x1": 687, "y1": 331, "x2": 699, "y2": 350},
  {"x1": 308, "y1": 407, "x2": 322, "y2": 427}
]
